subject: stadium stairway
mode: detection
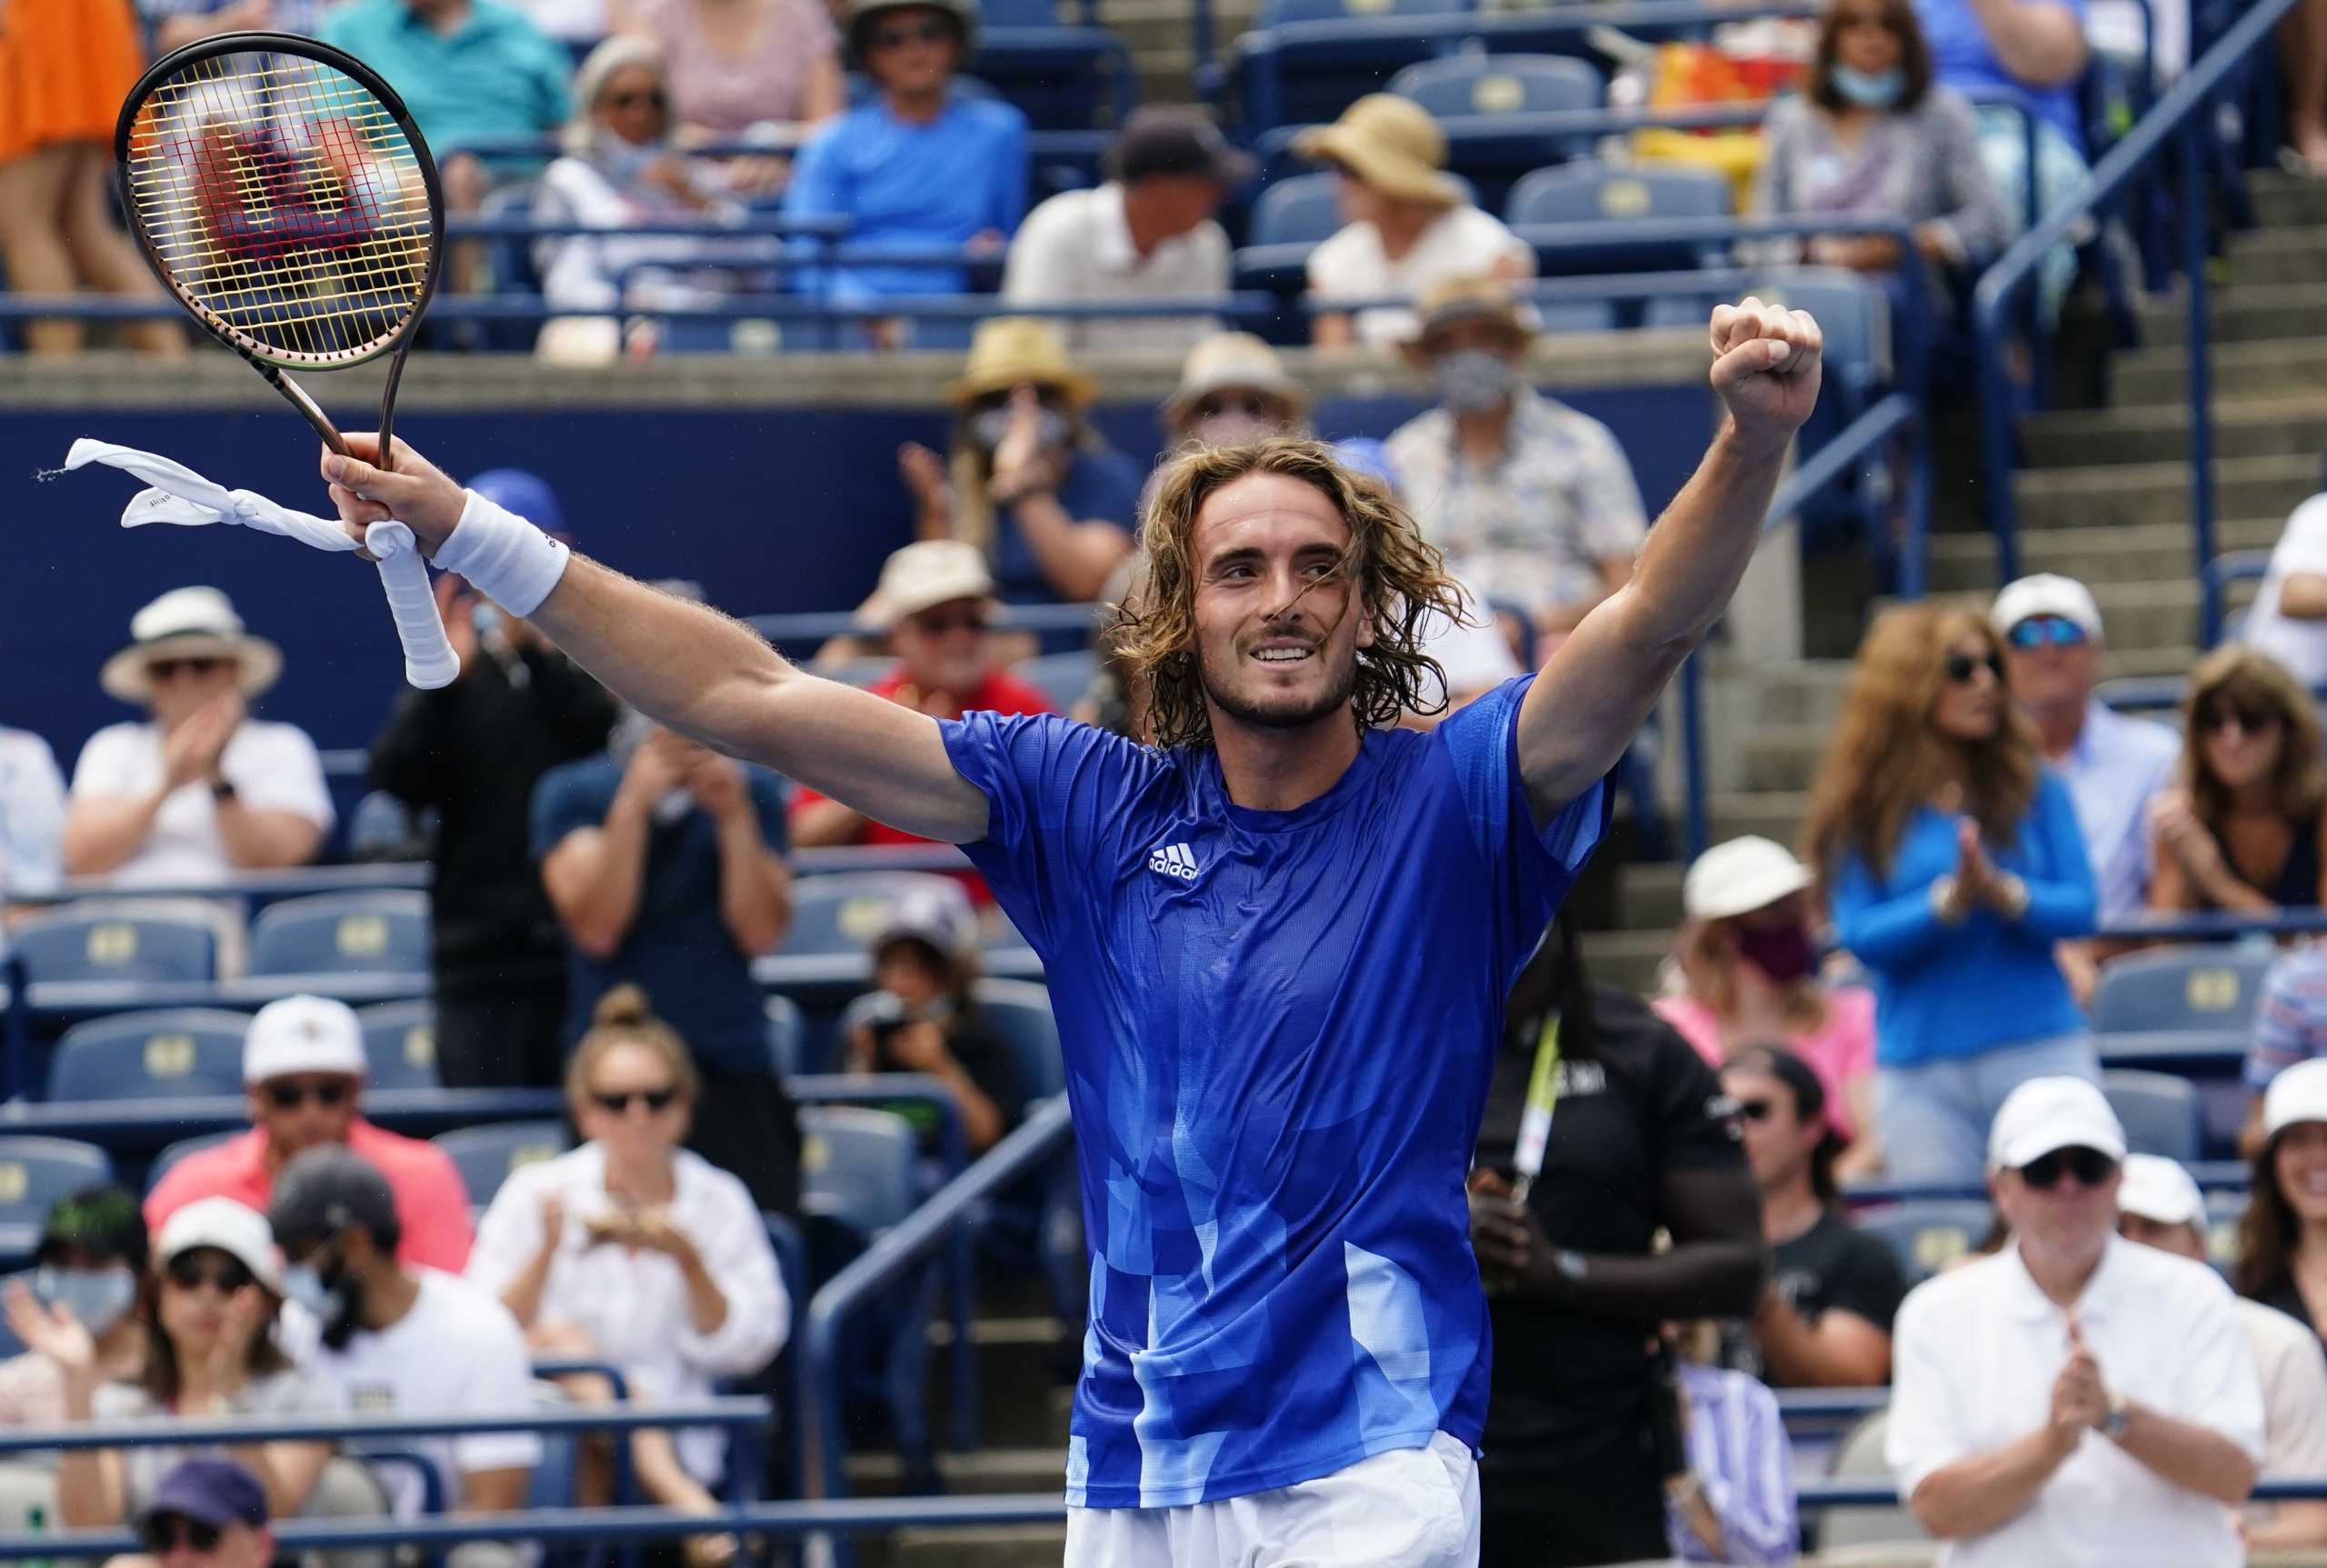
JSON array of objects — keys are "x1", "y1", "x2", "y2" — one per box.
[{"x1": 1578, "y1": 170, "x2": 2327, "y2": 999}]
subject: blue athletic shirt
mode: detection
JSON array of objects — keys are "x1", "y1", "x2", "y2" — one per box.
[{"x1": 940, "y1": 674, "x2": 1607, "y2": 1509}]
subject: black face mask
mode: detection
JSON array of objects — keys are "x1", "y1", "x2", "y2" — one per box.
[
  {"x1": 1733, "y1": 923, "x2": 1819, "y2": 984},
  {"x1": 284, "y1": 1242, "x2": 364, "y2": 1351}
]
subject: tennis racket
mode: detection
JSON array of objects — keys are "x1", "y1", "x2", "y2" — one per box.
[{"x1": 114, "y1": 31, "x2": 458, "y2": 689}]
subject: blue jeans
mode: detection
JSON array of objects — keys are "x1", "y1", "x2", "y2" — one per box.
[{"x1": 1874, "y1": 1034, "x2": 2102, "y2": 1186}]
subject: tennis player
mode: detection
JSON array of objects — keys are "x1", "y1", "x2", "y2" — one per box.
[{"x1": 318, "y1": 298, "x2": 1821, "y2": 1566}]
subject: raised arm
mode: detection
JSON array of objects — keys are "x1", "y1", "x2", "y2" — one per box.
[
  {"x1": 321, "y1": 437, "x2": 992, "y2": 845},
  {"x1": 1515, "y1": 300, "x2": 1823, "y2": 823}
]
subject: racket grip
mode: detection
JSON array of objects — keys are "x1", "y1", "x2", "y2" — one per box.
[{"x1": 376, "y1": 550, "x2": 461, "y2": 689}]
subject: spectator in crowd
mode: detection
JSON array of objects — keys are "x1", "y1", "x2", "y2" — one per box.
[
  {"x1": 146, "y1": 995, "x2": 477, "y2": 1272},
  {"x1": 2117, "y1": 1152, "x2": 2327, "y2": 1552},
  {"x1": 1385, "y1": 276, "x2": 1649, "y2": 648},
  {"x1": 532, "y1": 38, "x2": 765, "y2": 363},
  {"x1": 63, "y1": 588, "x2": 333, "y2": 888},
  {"x1": 371, "y1": 472, "x2": 618, "y2": 1089},
  {"x1": 844, "y1": 887, "x2": 1024, "y2": 1154},
  {"x1": 894, "y1": 319, "x2": 1143, "y2": 616},
  {"x1": 1664, "y1": 1323, "x2": 1798, "y2": 1564},
  {"x1": 0, "y1": 1188, "x2": 149, "y2": 1425},
  {"x1": 0, "y1": 0, "x2": 185, "y2": 359},
  {"x1": 2242, "y1": 459, "x2": 2327, "y2": 688},
  {"x1": 2245, "y1": 944, "x2": 2327, "y2": 1156},
  {"x1": 1297, "y1": 94, "x2": 1535, "y2": 350},
  {"x1": 1887, "y1": 1077, "x2": 2262, "y2": 1564},
  {"x1": 466, "y1": 985, "x2": 784, "y2": 1563},
  {"x1": 320, "y1": 0, "x2": 571, "y2": 179},
  {"x1": 133, "y1": 1458, "x2": 276, "y2": 1568},
  {"x1": 2237, "y1": 1056, "x2": 2327, "y2": 1343},
  {"x1": 1658, "y1": 836, "x2": 1881, "y2": 1175},
  {"x1": 8, "y1": 1198, "x2": 334, "y2": 1526},
  {"x1": 1002, "y1": 106, "x2": 1249, "y2": 354},
  {"x1": 0, "y1": 725, "x2": 65, "y2": 914},
  {"x1": 143, "y1": 0, "x2": 344, "y2": 52},
  {"x1": 1803, "y1": 600, "x2": 2098, "y2": 1185},
  {"x1": 621, "y1": 0, "x2": 845, "y2": 142},
  {"x1": 1721, "y1": 1046, "x2": 1907, "y2": 1387},
  {"x1": 1158, "y1": 332, "x2": 1312, "y2": 450},
  {"x1": 1469, "y1": 912, "x2": 1766, "y2": 1568},
  {"x1": 783, "y1": 0, "x2": 1028, "y2": 334},
  {"x1": 2148, "y1": 644, "x2": 2327, "y2": 916},
  {"x1": 1750, "y1": 0, "x2": 2009, "y2": 315},
  {"x1": 793, "y1": 543, "x2": 1054, "y2": 894},
  {"x1": 268, "y1": 1148, "x2": 542, "y2": 1533},
  {"x1": 1992, "y1": 574, "x2": 2178, "y2": 1002},
  {"x1": 2282, "y1": 0, "x2": 2327, "y2": 173},
  {"x1": 534, "y1": 710, "x2": 801, "y2": 1215}
]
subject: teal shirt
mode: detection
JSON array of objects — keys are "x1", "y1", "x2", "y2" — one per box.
[{"x1": 320, "y1": 0, "x2": 570, "y2": 156}]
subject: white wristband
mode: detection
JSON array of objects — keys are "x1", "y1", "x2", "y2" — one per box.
[{"x1": 434, "y1": 489, "x2": 571, "y2": 616}]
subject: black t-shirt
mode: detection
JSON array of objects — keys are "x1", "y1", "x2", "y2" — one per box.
[
  {"x1": 1725, "y1": 1209, "x2": 1909, "y2": 1386},
  {"x1": 873, "y1": 1016, "x2": 1026, "y2": 1151},
  {"x1": 1473, "y1": 983, "x2": 1746, "y2": 1467}
]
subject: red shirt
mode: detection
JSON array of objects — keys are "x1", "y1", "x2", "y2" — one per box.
[
  {"x1": 791, "y1": 667, "x2": 1057, "y2": 902},
  {"x1": 144, "y1": 1120, "x2": 476, "y2": 1273}
]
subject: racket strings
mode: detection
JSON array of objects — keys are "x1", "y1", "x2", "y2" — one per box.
[{"x1": 123, "y1": 50, "x2": 434, "y2": 363}]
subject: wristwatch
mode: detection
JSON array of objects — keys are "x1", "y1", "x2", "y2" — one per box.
[{"x1": 2102, "y1": 1391, "x2": 2132, "y2": 1441}]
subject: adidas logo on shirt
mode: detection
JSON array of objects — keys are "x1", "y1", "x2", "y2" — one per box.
[{"x1": 1148, "y1": 842, "x2": 1200, "y2": 881}]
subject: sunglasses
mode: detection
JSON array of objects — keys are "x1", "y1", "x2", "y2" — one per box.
[
  {"x1": 1193, "y1": 393, "x2": 1277, "y2": 423},
  {"x1": 1942, "y1": 651, "x2": 2003, "y2": 684},
  {"x1": 2006, "y1": 615, "x2": 2089, "y2": 650},
  {"x1": 605, "y1": 89, "x2": 668, "y2": 111},
  {"x1": 592, "y1": 1086, "x2": 680, "y2": 1114},
  {"x1": 148, "y1": 656, "x2": 225, "y2": 682},
  {"x1": 139, "y1": 1515, "x2": 223, "y2": 1555},
  {"x1": 2199, "y1": 703, "x2": 2279, "y2": 734},
  {"x1": 2018, "y1": 1146, "x2": 2118, "y2": 1190},
  {"x1": 264, "y1": 1078, "x2": 351, "y2": 1110},
  {"x1": 1734, "y1": 1098, "x2": 1776, "y2": 1123},
  {"x1": 869, "y1": 17, "x2": 954, "y2": 47},
  {"x1": 165, "y1": 1253, "x2": 255, "y2": 1295},
  {"x1": 911, "y1": 607, "x2": 989, "y2": 636}
]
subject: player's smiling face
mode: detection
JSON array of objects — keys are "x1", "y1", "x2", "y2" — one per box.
[{"x1": 1187, "y1": 471, "x2": 1375, "y2": 735}]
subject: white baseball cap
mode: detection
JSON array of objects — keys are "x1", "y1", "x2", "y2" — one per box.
[
  {"x1": 871, "y1": 884, "x2": 979, "y2": 962},
  {"x1": 155, "y1": 1197, "x2": 284, "y2": 1293},
  {"x1": 2264, "y1": 1057, "x2": 2327, "y2": 1140},
  {"x1": 1991, "y1": 574, "x2": 2103, "y2": 641},
  {"x1": 857, "y1": 541, "x2": 996, "y2": 633},
  {"x1": 1683, "y1": 836, "x2": 1815, "y2": 922},
  {"x1": 2117, "y1": 1153, "x2": 2206, "y2": 1228},
  {"x1": 1988, "y1": 1076, "x2": 2128, "y2": 1172},
  {"x1": 243, "y1": 995, "x2": 366, "y2": 1085}
]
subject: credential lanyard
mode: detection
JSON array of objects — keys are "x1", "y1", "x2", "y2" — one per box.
[{"x1": 1510, "y1": 1011, "x2": 1561, "y2": 1205}]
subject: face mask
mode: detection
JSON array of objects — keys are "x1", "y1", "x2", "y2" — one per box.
[
  {"x1": 1829, "y1": 64, "x2": 1905, "y2": 109},
  {"x1": 597, "y1": 137, "x2": 664, "y2": 186},
  {"x1": 967, "y1": 407, "x2": 1072, "y2": 456},
  {"x1": 284, "y1": 1250, "x2": 362, "y2": 1350},
  {"x1": 1431, "y1": 349, "x2": 1520, "y2": 414},
  {"x1": 33, "y1": 1266, "x2": 137, "y2": 1336},
  {"x1": 1734, "y1": 923, "x2": 1820, "y2": 985}
]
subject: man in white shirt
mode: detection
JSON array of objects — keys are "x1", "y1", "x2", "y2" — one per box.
[
  {"x1": 266, "y1": 1147, "x2": 539, "y2": 1547},
  {"x1": 2115, "y1": 1151, "x2": 2327, "y2": 1551},
  {"x1": 1002, "y1": 107, "x2": 1246, "y2": 354},
  {"x1": 0, "y1": 727, "x2": 65, "y2": 913},
  {"x1": 1886, "y1": 1077, "x2": 2263, "y2": 1567},
  {"x1": 62, "y1": 588, "x2": 333, "y2": 888},
  {"x1": 2242, "y1": 479, "x2": 2327, "y2": 691}
]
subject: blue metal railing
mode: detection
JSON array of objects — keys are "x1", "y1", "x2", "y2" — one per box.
[
  {"x1": 1974, "y1": 0, "x2": 2300, "y2": 584},
  {"x1": 2201, "y1": 546, "x2": 2270, "y2": 647}
]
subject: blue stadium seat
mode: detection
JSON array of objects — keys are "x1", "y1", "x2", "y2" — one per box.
[
  {"x1": 8, "y1": 908, "x2": 219, "y2": 985},
  {"x1": 1234, "y1": 0, "x2": 1473, "y2": 132},
  {"x1": 2203, "y1": 1189, "x2": 2247, "y2": 1273},
  {"x1": 248, "y1": 891, "x2": 429, "y2": 980},
  {"x1": 48, "y1": 1009, "x2": 251, "y2": 1102},
  {"x1": 1537, "y1": 299, "x2": 1620, "y2": 335},
  {"x1": 1504, "y1": 162, "x2": 1732, "y2": 276},
  {"x1": 973, "y1": 27, "x2": 1135, "y2": 133},
  {"x1": 432, "y1": 1122, "x2": 571, "y2": 1209},
  {"x1": 800, "y1": 1107, "x2": 932, "y2": 1482},
  {"x1": 765, "y1": 994, "x2": 806, "y2": 1080},
  {"x1": 147, "y1": 1131, "x2": 242, "y2": 1193},
  {"x1": 0, "y1": 1138, "x2": 115, "y2": 1265},
  {"x1": 480, "y1": 179, "x2": 545, "y2": 353},
  {"x1": 1386, "y1": 55, "x2": 1603, "y2": 211},
  {"x1": 757, "y1": 1210, "x2": 811, "y2": 1498},
  {"x1": 973, "y1": 979, "x2": 1064, "y2": 1107},
  {"x1": 2102, "y1": 1069, "x2": 2203, "y2": 1162},
  {"x1": 353, "y1": 1002, "x2": 441, "y2": 1092},
  {"x1": 784, "y1": 874, "x2": 972, "y2": 958},
  {"x1": 1857, "y1": 1199, "x2": 1992, "y2": 1283},
  {"x1": 1247, "y1": 171, "x2": 1345, "y2": 250},
  {"x1": 2091, "y1": 945, "x2": 2277, "y2": 1034},
  {"x1": 1014, "y1": 652, "x2": 1098, "y2": 714}
]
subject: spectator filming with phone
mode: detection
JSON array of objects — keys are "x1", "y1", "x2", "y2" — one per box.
[{"x1": 843, "y1": 886, "x2": 1025, "y2": 1156}]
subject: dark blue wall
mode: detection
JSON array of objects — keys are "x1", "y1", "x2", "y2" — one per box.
[{"x1": 3, "y1": 380, "x2": 1712, "y2": 768}]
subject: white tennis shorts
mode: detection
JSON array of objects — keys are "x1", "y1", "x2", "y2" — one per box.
[{"x1": 1063, "y1": 1432, "x2": 1480, "y2": 1568}]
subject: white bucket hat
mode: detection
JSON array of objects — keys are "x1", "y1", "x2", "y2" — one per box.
[
  {"x1": 1683, "y1": 836, "x2": 1815, "y2": 922},
  {"x1": 100, "y1": 586, "x2": 282, "y2": 704},
  {"x1": 155, "y1": 1197, "x2": 285, "y2": 1293}
]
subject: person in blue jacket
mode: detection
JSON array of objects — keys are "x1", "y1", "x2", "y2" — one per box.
[{"x1": 1803, "y1": 599, "x2": 2098, "y2": 1185}]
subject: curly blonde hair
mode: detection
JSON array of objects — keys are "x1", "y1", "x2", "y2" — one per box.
[{"x1": 1113, "y1": 437, "x2": 1469, "y2": 749}]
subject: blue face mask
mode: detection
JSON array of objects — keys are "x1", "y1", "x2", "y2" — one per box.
[
  {"x1": 1829, "y1": 64, "x2": 1905, "y2": 108},
  {"x1": 33, "y1": 1265, "x2": 138, "y2": 1336}
]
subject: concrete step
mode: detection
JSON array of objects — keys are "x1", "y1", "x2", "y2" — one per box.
[
  {"x1": 1925, "y1": 517, "x2": 2285, "y2": 592},
  {"x1": 1580, "y1": 927, "x2": 1677, "y2": 996},
  {"x1": 1737, "y1": 723, "x2": 1832, "y2": 794},
  {"x1": 1613, "y1": 859, "x2": 1684, "y2": 930},
  {"x1": 2254, "y1": 172, "x2": 2327, "y2": 229},
  {"x1": 2138, "y1": 281, "x2": 2327, "y2": 347},
  {"x1": 2112, "y1": 337, "x2": 2327, "y2": 407},
  {"x1": 849, "y1": 1443, "x2": 1066, "y2": 1497},
  {"x1": 926, "y1": 1315, "x2": 1074, "y2": 1450},
  {"x1": 889, "y1": 1523, "x2": 1067, "y2": 1568},
  {"x1": 2020, "y1": 397, "x2": 2327, "y2": 469},
  {"x1": 2014, "y1": 453, "x2": 2317, "y2": 532},
  {"x1": 2222, "y1": 225, "x2": 2327, "y2": 288},
  {"x1": 1706, "y1": 658, "x2": 1854, "y2": 725}
]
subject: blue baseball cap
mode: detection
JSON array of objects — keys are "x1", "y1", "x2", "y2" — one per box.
[
  {"x1": 141, "y1": 1458, "x2": 269, "y2": 1531},
  {"x1": 464, "y1": 469, "x2": 567, "y2": 539}
]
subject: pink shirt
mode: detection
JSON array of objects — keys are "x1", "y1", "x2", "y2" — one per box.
[
  {"x1": 636, "y1": 0, "x2": 839, "y2": 135},
  {"x1": 1653, "y1": 987, "x2": 1878, "y2": 1140},
  {"x1": 144, "y1": 1122, "x2": 475, "y2": 1273}
]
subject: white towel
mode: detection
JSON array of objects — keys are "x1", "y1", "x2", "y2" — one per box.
[{"x1": 63, "y1": 437, "x2": 422, "y2": 562}]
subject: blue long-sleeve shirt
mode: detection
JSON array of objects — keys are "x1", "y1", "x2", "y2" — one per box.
[
  {"x1": 783, "y1": 92, "x2": 1029, "y2": 301},
  {"x1": 1829, "y1": 771, "x2": 2094, "y2": 1068}
]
